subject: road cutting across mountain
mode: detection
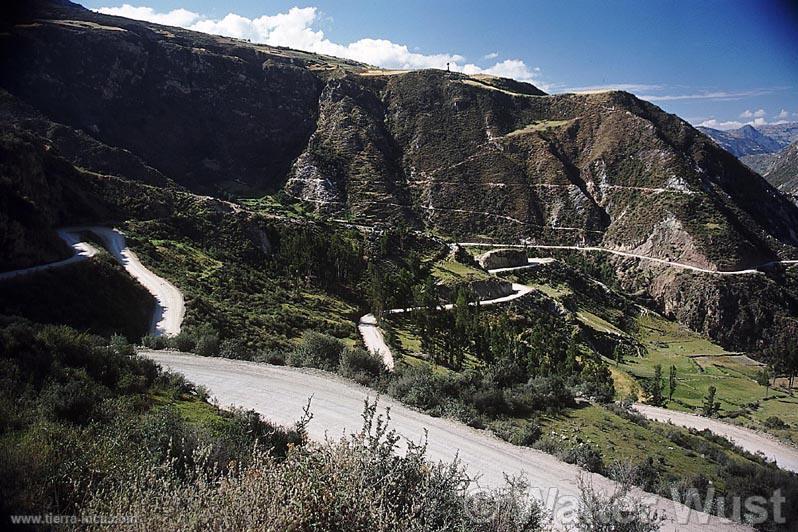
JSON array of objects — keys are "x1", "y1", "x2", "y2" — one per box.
[
  {"x1": 359, "y1": 282, "x2": 534, "y2": 369},
  {"x1": 459, "y1": 242, "x2": 798, "y2": 274}
]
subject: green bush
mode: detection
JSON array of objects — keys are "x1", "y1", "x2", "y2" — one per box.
[
  {"x1": 169, "y1": 331, "x2": 196, "y2": 352},
  {"x1": 287, "y1": 331, "x2": 346, "y2": 371},
  {"x1": 195, "y1": 332, "x2": 220, "y2": 357},
  {"x1": 763, "y1": 416, "x2": 789, "y2": 430},
  {"x1": 564, "y1": 443, "x2": 605, "y2": 474},
  {"x1": 387, "y1": 365, "x2": 444, "y2": 411},
  {"x1": 141, "y1": 334, "x2": 168, "y2": 350},
  {"x1": 110, "y1": 334, "x2": 135, "y2": 357},
  {"x1": 338, "y1": 347, "x2": 386, "y2": 384},
  {"x1": 578, "y1": 359, "x2": 615, "y2": 403},
  {"x1": 219, "y1": 338, "x2": 253, "y2": 360},
  {"x1": 491, "y1": 420, "x2": 542, "y2": 447},
  {"x1": 254, "y1": 349, "x2": 286, "y2": 365}
]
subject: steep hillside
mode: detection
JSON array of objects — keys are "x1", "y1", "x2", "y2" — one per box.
[{"x1": 765, "y1": 141, "x2": 798, "y2": 195}]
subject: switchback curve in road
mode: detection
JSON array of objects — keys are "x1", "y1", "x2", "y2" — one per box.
[
  {"x1": 358, "y1": 282, "x2": 534, "y2": 369},
  {"x1": 144, "y1": 351, "x2": 751, "y2": 532},
  {"x1": 80, "y1": 226, "x2": 184, "y2": 337},
  {"x1": 633, "y1": 404, "x2": 798, "y2": 474},
  {"x1": 0, "y1": 227, "x2": 184, "y2": 336},
  {"x1": 0, "y1": 229, "x2": 98, "y2": 281}
]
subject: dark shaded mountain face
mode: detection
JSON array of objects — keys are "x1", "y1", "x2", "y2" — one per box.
[{"x1": 2, "y1": 1, "x2": 798, "y2": 351}]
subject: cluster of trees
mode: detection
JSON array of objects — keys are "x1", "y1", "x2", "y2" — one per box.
[
  {"x1": 274, "y1": 226, "x2": 365, "y2": 293},
  {"x1": 364, "y1": 227, "x2": 432, "y2": 316},
  {"x1": 645, "y1": 365, "x2": 678, "y2": 406},
  {"x1": 404, "y1": 289, "x2": 614, "y2": 403},
  {"x1": 763, "y1": 319, "x2": 798, "y2": 390}
]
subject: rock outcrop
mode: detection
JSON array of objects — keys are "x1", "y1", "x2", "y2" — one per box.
[{"x1": 477, "y1": 249, "x2": 528, "y2": 270}]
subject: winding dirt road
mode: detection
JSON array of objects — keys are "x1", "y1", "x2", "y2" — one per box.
[
  {"x1": 143, "y1": 350, "x2": 750, "y2": 531},
  {"x1": 633, "y1": 404, "x2": 798, "y2": 473},
  {"x1": 459, "y1": 242, "x2": 798, "y2": 275},
  {"x1": 0, "y1": 229, "x2": 98, "y2": 281},
  {"x1": 358, "y1": 282, "x2": 534, "y2": 369},
  {"x1": 0, "y1": 227, "x2": 183, "y2": 336},
  {"x1": 83, "y1": 226, "x2": 184, "y2": 336}
]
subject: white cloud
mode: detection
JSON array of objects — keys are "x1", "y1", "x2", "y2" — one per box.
[
  {"x1": 95, "y1": 4, "x2": 200, "y2": 26},
  {"x1": 640, "y1": 89, "x2": 775, "y2": 102},
  {"x1": 483, "y1": 52, "x2": 499, "y2": 60},
  {"x1": 559, "y1": 83, "x2": 664, "y2": 94},
  {"x1": 463, "y1": 59, "x2": 540, "y2": 82},
  {"x1": 95, "y1": 4, "x2": 543, "y2": 85},
  {"x1": 698, "y1": 119, "x2": 745, "y2": 130},
  {"x1": 777, "y1": 109, "x2": 790, "y2": 119},
  {"x1": 698, "y1": 114, "x2": 783, "y2": 130},
  {"x1": 753, "y1": 108, "x2": 766, "y2": 118}
]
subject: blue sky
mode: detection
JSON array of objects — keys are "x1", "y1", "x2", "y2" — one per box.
[{"x1": 83, "y1": 0, "x2": 798, "y2": 130}]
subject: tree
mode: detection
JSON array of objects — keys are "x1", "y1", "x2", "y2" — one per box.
[
  {"x1": 755, "y1": 367, "x2": 772, "y2": 399},
  {"x1": 702, "y1": 386, "x2": 720, "y2": 417},
  {"x1": 646, "y1": 365, "x2": 664, "y2": 406},
  {"x1": 668, "y1": 365, "x2": 678, "y2": 402}
]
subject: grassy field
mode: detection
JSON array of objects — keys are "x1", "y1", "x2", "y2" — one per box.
[
  {"x1": 431, "y1": 260, "x2": 491, "y2": 285},
  {"x1": 536, "y1": 404, "x2": 768, "y2": 492},
  {"x1": 238, "y1": 195, "x2": 314, "y2": 219},
  {"x1": 612, "y1": 313, "x2": 798, "y2": 442},
  {"x1": 125, "y1": 221, "x2": 362, "y2": 351}
]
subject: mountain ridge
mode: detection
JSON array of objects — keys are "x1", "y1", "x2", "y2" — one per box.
[{"x1": 2, "y1": 0, "x2": 798, "y2": 352}]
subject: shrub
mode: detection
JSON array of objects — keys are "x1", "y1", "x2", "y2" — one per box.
[
  {"x1": 219, "y1": 338, "x2": 253, "y2": 360},
  {"x1": 195, "y1": 333, "x2": 220, "y2": 357},
  {"x1": 387, "y1": 365, "x2": 443, "y2": 411},
  {"x1": 141, "y1": 334, "x2": 168, "y2": 350},
  {"x1": 508, "y1": 376, "x2": 573, "y2": 415},
  {"x1": 576, "y1": 474, "x2": 664, "y2": 531},
  {"x1": 763, "y1": 416, "x2": 789, "y2": 430},
  {"x1": 578, "y1": 359, "x2": 615, "y2": 403},
  {"x1": 338, "y1": 347, "x2": 385, "y2": 384},
  {"x1": 472, "y1": 388, "x2": 509, "y2": 417},
  {"x1": 169, "y1": 331, "x2": 196, "y2": 353},
  {"x1": 110, "y1": 334, "x2": 135, "y2": 357},
  {"x1": 254, "y1": 349, "x2": 286, "y2": 365},
  {"x1": 492, "y1": 420, "x2": 542, "y2": 447},
  {"x1": 564, "y1": 443, "x2": 604, "y2": 474},
  {"x1": 287, "y1": 332, "x2": 346, "y2": 371},
  {"x1": 40, "y1": 378, "x2": 104, "y2": 425},
  {"x1": 82, "y1": 401, "x2": 546, "y2": 531}
]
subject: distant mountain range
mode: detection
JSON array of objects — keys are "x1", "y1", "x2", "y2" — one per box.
[{"x1": 698, "y1": 122, "x2": 798, "y2": 184}]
